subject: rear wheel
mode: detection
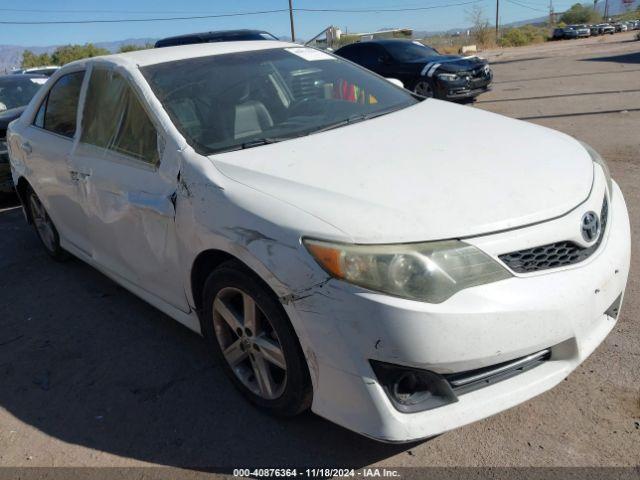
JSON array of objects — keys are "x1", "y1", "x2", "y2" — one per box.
[
  {"x1": 27, "y1": 187, "x2": 68, "y2": 261},
  {"x1": 202, "y1": 260, "x2": 312, "y2": 416}
]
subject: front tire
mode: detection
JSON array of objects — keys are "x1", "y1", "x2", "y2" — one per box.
[
  {"x1": 27, "y1": 187, "x2": 69, "y2": 261},
  {"x1": 413, "y1": 79, "x2": 435, "y2": 98},
  {"x1": 202, "y1": 260, "x2": 312, "y2": 416}
]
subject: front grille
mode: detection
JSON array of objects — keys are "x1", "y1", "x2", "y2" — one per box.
[
  {"x1": 499, "y1": 196, "x2": 608, "y2": 274},
  {"x1": 445, "y1": 348, "x2": 551, "y2": 395}
]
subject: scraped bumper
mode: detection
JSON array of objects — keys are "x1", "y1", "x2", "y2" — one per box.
[{"x1": 285, "y1": 183, "x2": 630, "y2": 442}]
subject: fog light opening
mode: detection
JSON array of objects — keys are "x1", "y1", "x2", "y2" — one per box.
[
  {"x1": 393, "y1": 372, "x2": 432, "y2": 406},
  {"x1": 370, "y1": 360, "x2": 458, "y2": 413}
]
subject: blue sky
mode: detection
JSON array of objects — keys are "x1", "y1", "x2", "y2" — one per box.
[{"x1": 1, "y1": 0, "x2": 582, "y2": 46}]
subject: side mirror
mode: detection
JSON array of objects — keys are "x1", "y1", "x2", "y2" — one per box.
[{"x1": 385, "y1": 78, "x2": 404, "y2": 89}]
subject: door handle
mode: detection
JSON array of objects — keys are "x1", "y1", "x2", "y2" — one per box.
[{"x1": 22, "y1": 142, "x2": 32, "y2": 155}]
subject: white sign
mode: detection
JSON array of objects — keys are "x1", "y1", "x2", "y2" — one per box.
[{"x1": 285, "y1": 47, "x2": 335, "y2": 61}]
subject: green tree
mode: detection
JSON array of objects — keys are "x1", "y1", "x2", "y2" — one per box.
[
  {"x1": 20, "y1": 50, "x2": 53, "y2": 68},
  {"x1": 560, "y1": 3, "x2": 600, "y2": 24},
  {"x1": 118, "y1": 43, "x2": 153, "y2": 53},
  {"x1": 51, "y1": 44, "x2": 110, "y2": 66}
]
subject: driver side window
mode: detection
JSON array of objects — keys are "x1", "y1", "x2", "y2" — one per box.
[{"x1": 81, "y1": 68, "x2": 159, "y2": 165}]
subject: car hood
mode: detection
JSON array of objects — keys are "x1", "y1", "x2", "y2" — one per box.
[
  {"x1": 406, "y1": 55, "x2": 488, "y2": 73},
  {"x1": 211, "y1": 100, "x2": 593, "y2": 243},
  {"x1": 0, "y1": 106, "x2": 26, "y2": 133}
]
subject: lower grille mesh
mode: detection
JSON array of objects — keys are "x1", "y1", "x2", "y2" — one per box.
[{"x1": 499, "y1": 196, "x2": 608, "y2": 273}]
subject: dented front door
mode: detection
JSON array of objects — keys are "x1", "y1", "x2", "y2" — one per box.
[{"x1": 71, "y1": 65, "x2": 189, "y2": 312}]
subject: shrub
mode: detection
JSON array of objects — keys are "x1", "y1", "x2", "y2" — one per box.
[
  {"x1": 500, "y1": 29, "x2": 529, "y2": 47},
  {"x1": 499, "y1": 25, "x2": 548, "y2": 47}
]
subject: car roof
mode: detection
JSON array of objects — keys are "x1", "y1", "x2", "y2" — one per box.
[
  {"x1": 0, "y1": 73, "x2": 47, "y2": 80},
  {"x1": 343, "y1": 39, "x2": 420, "y2": 47},
  {"x1": 155, "y1": 29, "x2": 276, "y2": 48},
  {"x1": 63, "y1": 40, "x2": 297, "y2": 70}
]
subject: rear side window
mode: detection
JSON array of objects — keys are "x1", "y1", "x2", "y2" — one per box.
[
  {"x1": 339, "y1": 45, "x2": 382, "y2": 69},
  {"x1": 38, "y1": 71, "x2": 84, "y2": 138},
  {"x1": 81, "y1": 68, "x2": 159, "y2": 165}
]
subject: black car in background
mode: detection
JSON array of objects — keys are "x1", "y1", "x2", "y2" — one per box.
[
  {"x1": 334, "y1": 39, "x2": 492, "y2": 101},
  {"x1": 0, "y1": 74, "x2": 47, "y2": 193},
  {"x1": 155, "y1": 29, "x2": 278, "y2": 48}
]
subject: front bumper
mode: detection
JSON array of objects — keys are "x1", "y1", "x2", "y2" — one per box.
[
  {"x1": 435, "y1": 74, "x2": 492, "y2": 100},
  {"x1": 286, "y1": 182, "x2": 630, "y2": 442}
]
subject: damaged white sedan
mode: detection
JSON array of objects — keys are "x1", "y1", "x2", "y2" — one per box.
[{"x1": 7, "y1": 41, "x2": 630, "y2": 442}]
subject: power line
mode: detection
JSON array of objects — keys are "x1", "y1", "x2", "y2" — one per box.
[
  {"x1": 0, "y1": 1, "x2": 485, "y2": 15},
  {"x1": 505, "y1": 0, "x2": 548, "y2": 12},
  {"x1": 0, "y1": 8, "x2": 229, "y2": 14},
  {"x1": 0, "y1": 9, "x2": 289, "y2": 25},
  {"x1": 295, "y1": 1, "x2": 486, "y2": 12},
  {"x1": 0, "y1": 1, "x2": 488, "y2": 25}
]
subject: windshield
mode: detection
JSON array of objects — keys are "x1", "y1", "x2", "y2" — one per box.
[
  {"x1": 142, "y1": 47, "x2": 418, "y2": 155},
  {"x1": 384, "y1": 42, "x2": 440, "y2": 62},
  {"x1": 0, "y1": 76, "x2": 45, "y2": 112}
]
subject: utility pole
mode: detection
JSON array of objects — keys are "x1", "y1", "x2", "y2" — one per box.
[
  {"x1": 288, "y1": 0, "x2": 296, "y2": 42},
  {"x1": 549, "y1": 0, "x2": 555, "y2": 26},
  {"x1": 603, "y1": 0, "x2": 609, "y2": 19},
  {"x1": 495, "y1": 0, "x2": 499, "y2": 41}
]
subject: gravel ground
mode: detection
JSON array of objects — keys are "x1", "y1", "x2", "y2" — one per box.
[{"x1": 0, "y1": 32, "x2": 638, "y2": 471}]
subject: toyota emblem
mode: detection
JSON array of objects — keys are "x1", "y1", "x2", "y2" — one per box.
[{"x1": 581, "y1": 211, "x2": 600, "y2": 242}]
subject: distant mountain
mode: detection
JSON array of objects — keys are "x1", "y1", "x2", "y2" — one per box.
[{"x1": 0, "y1": 37, "x2": 155, "y2": 73}]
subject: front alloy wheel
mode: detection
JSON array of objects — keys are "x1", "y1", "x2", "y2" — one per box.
[
  {"x1": 213, "y1": 287, "x2": 287, "y2": 400},
  {"x1": 414, "y1": 80, "x2": 435, "y2": 98},
  {"x1": 202, "y1": 260, "x2": 312, "y2": 416}
]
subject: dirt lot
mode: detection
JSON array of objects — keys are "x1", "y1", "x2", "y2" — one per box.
[{"x1": 0, "y1": 32, "x2": 638, "y2": 471}]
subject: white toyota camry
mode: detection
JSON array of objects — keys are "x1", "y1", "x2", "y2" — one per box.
[{"x1": 7, "y1": 41, "x2": 630, "y2": 443}]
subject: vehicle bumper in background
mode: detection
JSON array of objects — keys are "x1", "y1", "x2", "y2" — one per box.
[
  {"x1": 285, "y1": 183, "x2": 630, "y2": 442},
  {"x1": 444, "y1": 86, "x2": 491, "y2": 99},
  {"x1": 0, "y1": 138, "x2": 13, "y2": 193},
  {"x1": 0, "y1": 164, "x2": 14, "y2": 193},
  {"x1": 435, "y1": 75, "x2": 492, "y2": 100}
]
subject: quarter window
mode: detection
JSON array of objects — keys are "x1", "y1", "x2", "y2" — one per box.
[
  {"x1": 36, "y1": 71, "x2": 85, "y2": 137},
  {"x1": 34, "y1": 100, "x2": 45, "y2": 128},
  {"x1": 81, "y1": 68, "x2": 159, "y2": 165}
]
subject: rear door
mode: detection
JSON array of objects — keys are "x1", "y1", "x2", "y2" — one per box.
[
  {"x1": 23, "y1": 70, "x2": 93, "y2": 254},
  {"x1": 71, "y1": 65, "x2": 189, "y2": 312}
]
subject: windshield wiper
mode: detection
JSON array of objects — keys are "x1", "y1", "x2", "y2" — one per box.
[
  {"x1": 313, "y1": 113, "x2": 370, "y2": 134},
  {"x1": 211, "y1": 137, "x2": 285, "y2": 154},
  {"x1": 240, "y1": 138, "x2": 283, "y2": 149},
  {"x1": 206, "y1": 106, "x2": 408, "y2": 155},
  {"x1": 314, "y1": 107, "x2": 406, "y2": 135}
]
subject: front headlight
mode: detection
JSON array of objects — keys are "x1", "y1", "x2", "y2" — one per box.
[
  {"x1": 580, "y1": 141, "x2": 612, "y2": 202},
  {"x1": 303, "y1": 239, "x2": 511, "y2": 303},
  {"x1": 436, "y1": 73, "x2": 458, "y2": 81}
]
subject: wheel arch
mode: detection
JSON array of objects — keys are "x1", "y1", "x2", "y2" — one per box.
[
  {"x1": 15, "y1": 176, "x2": 33, "y2": 224},
  {"x1": 190, "y1": 248, "x2": 291, "y2": 316}
]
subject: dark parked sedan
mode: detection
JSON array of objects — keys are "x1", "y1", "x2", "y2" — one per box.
[
  {"x1": 334, "y1": 39, "x2": 492, "y2": 101},
  {"x1": 155, "y1": 29, "x2": 278, "y2": 48},
  {"x1": 0, "y1": 74, "x2": 47, "y2": 193}
]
